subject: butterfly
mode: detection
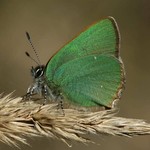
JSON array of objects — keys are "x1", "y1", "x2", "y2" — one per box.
[{"x1": 25, "y1": 16, "x2": 125, "y2": 109}]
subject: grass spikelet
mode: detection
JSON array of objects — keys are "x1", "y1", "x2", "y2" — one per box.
[{"x1": 0, "y1": 93, "x2": 149, "y2": 147}]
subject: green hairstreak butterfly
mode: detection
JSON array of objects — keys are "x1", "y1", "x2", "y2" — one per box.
[{"x1": 25, "y1": 16, "x2": 125, "y2": 108}]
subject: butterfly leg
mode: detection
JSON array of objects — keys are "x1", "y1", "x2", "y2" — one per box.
[
  {"x1": 60, "y1": 99, "x2": 65, "y2": 116},
  {"x1": 56, "y1": 95, "x2": 65, "y2": 115},
  {"x1": 22, "y1": 85, "x2": 35, "y2": 101},
  {"x1": 42, "y1": 85, "x2": 48, "y2": 105}
]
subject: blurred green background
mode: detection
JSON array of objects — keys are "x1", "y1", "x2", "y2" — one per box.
[{"x1": 0, "y1": 0, "x2": 150, "y2": 150}]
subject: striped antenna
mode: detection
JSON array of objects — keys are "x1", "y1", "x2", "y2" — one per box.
[
  {"x1": 26, "y1": 32, "x2": 41, "y2": 65},
  {"x1": 25, "y1": 51, "x2": 39, "y2": 65}
]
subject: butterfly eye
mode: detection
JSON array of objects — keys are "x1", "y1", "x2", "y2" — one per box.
[
  {"x1": 32, "y1": 65, "x2": 45, "y2": 78},
  {"x1": 35, "y1": 68, "x2": 43, "y2": 78}
]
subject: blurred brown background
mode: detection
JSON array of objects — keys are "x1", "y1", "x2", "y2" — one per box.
[{"x1": 0, "y1": 0, "x2": 150, "y2": 150}]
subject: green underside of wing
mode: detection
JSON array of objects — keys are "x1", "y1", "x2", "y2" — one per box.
[{"x1": 45, "y1": 17, "x2": 124, "y2": 108}]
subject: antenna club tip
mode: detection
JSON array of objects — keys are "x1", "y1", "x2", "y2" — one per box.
[
  {"x1": 26, "y1": 32, "x2": 30, "y2": 40},
  {"x1": 25, "y1": 51, "x2": 30, "y2": 57}
]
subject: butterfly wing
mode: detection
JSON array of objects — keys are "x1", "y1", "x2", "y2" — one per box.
[{"x1": 45, "y1": 16, "x2": 125, "y2": 108}]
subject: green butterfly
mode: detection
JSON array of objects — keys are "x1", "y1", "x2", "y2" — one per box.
[{"x1": 26, "y1": 16, "x2": 125, "y2": 109}]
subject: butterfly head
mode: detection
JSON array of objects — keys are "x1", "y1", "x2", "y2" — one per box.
[{"x1": 31, "y1": 65, "x2": 45, "y2": 79}]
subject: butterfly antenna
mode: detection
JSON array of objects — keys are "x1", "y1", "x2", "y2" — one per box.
[
  {"x1": 26, "y1": 32, "x2": 41, "y2": 65},
  {"x1": 25, "y1": 51, "x2": 39, "y2": 65}
]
